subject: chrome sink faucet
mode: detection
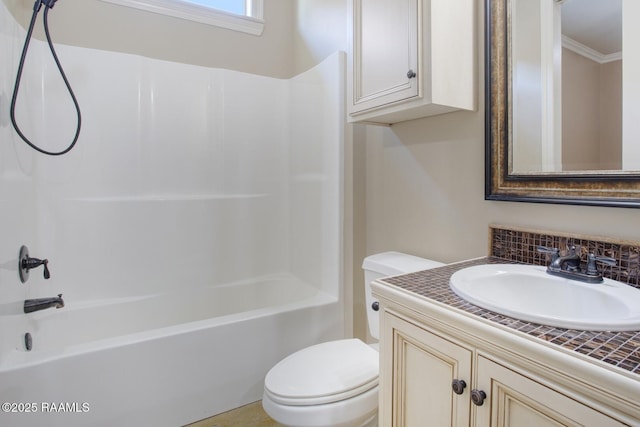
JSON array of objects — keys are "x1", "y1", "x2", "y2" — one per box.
[
  {"x1": 537, "y1": 245, "x2": 616, "y2": 284},
  {"x1": 24, "y1": 294, "x2": 64, "y2": 313}
]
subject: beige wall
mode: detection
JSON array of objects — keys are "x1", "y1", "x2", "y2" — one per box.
[
  {"x1": 600, "y1": 59, "x2": 623, "y2": 170},
  {"x1": 6, "y1": 0, "x2": 640, "y2": 342},
  {"x1": 4, "y1": 0, "x2": 295, "y2": 78},
  {"x1": 292, "y1": 0, "x2": 348, "y2": 75},
  {"x1": 4, "y1": 0, "x2": 350, "y2": 78},
  {"x1": 562, "y1": 49, "x2": 622, "y2": 170},
  {"x1": 562, "y1": 49, "x2": 600, "y2": 170},
  {"x1": 351, "y1": 3, "x2": 640, "y2": 342}
]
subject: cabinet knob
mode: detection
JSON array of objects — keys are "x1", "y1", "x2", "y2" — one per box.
[
  {"x1": 470, "y1": 389, "x2": 487, "y2": 406},
  {"x1": 371, "y1": 301, "x2": 379, "y2": 311},
  {"x1": 451, "y1": 379, "x2": 466, "y2": 395},
  {"x1": 407, "y1": 69, "x2": 417, "y2": 79}
]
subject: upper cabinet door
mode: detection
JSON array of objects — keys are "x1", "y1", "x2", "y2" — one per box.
[
  {"x1": 348, "y1": 0, "x2": 476, "y2": 125},
  {"x1": 350, "y1": 0, "x2": 420, "y2": 114}
]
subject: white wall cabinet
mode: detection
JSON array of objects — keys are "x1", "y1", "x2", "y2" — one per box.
[
  {"x1": 347, "y1": 0, "x2": 476, "y2": 125},
  {"x1": 374, "y1": 284, "x2": 640, "y2": 427}
]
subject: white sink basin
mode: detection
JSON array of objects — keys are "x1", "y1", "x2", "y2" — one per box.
[{"x1": 449, "y1": 264, "x2": 640, "y2": 331}]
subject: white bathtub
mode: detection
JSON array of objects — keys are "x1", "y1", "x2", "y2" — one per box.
[
  {"x1": 0, "y1": 4, "x2": 345, "y2": 424},
  {"x1": 0, "y1": 275, "x2": 341, "y2": 427}
]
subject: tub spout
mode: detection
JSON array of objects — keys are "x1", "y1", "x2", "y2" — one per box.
[{"x1": 24, "y1": 294, "x2": 64, "y2": 313}]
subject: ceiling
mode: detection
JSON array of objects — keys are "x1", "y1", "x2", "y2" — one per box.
[{"x1": 561, "y1": 0, "x2": 622, "y2": 55}]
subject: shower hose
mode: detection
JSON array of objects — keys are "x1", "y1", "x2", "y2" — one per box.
[{"x1": 10, "y1": 0, "x2": 81, "y2": 156}]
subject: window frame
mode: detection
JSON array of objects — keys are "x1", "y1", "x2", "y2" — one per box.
[{"x1": 99, "y1": 0, "x2": 264, "y2": 35}]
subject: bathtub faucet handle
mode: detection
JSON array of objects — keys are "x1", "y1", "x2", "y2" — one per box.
[
  {"x1": 23, "y1": 257, "x2": 50, "y2": 279},
  {"x1": 18, "y1": 245, "x2": 51, "y2": 283}
]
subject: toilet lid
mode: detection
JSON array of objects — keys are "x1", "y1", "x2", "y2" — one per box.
[{"x1": 264, "y1": 339, "x2": 379, "y2": 406}]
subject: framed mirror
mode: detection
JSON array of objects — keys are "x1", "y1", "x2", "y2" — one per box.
[{"x1": 485, "y1": 0, "x2": 640, "y2": 207}]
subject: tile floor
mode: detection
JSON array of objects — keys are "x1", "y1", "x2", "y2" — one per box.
[{"x1": 185, "y1": 401, "x2": 282, "y2": 427}]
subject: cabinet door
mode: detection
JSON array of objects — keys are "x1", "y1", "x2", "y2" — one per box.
[
  {"x1": 382, "y1": 313, "x2": 472, "y2": 427},
  {"x1": 475, "y1": 356, "x2": 628, "y2": 427},
  {"x1": 350, "y1": 0, "x2": 419, "y2": 114}
]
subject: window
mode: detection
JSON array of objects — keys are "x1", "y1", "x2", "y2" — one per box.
[
  {"x1": 100, "y1": 0, "x2": 264, "y2": 35},
  {"x1": 182, "y1": 0, "x2": 245, "y2": 16}
]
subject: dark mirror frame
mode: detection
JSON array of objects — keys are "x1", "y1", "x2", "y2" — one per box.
[{"x1": 485, "y1": 0, "x2": 640, "y2": 208}]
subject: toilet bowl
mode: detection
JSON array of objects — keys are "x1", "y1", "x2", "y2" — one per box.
[{"x1": 262, "y1": 252, "x2": 445, "y2": 427}]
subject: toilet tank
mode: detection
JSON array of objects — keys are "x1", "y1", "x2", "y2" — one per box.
[{"x1": 362, "y1": 252, "x2": 445, "y2": 340}]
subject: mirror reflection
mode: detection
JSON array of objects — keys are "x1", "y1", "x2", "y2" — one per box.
[{"x1": 509, "y1": 0, "x2": 640, "y2": 174}]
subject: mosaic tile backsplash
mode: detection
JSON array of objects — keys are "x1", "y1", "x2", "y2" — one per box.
[
  {"x1": 490, "y1": 225, "x2": 640, "y2": 288},
  {"x1": 380, "y1": 225, "x2": 640, "y2": 375}
]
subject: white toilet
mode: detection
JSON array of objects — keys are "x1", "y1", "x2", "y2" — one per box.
[{"x1": 262, "y1": 252, "x2": 445, "y2": 427}]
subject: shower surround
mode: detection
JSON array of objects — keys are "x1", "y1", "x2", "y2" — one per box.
[{"x1": 0, "y1": 3, "x2": 345, "y2": 426}]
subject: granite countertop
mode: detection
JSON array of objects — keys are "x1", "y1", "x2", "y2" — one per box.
[{"x1": 380, "y1": 257, "x2": 640, "y2": 376}]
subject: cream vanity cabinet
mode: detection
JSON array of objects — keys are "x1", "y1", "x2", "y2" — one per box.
[
  {"x1": 374, "y1": 283, "x2": 640, "y2": 427},
  {"x1": 347, "y1": 0, "x2": 476, "y2": 124}
]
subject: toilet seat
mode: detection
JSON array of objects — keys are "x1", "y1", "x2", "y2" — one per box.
[{"x1": 264, "y1": 339, "x2": 378, "y2": 406}]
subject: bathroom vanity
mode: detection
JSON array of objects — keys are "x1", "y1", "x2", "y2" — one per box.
[{"x1": 372, "y1": 258, "x2": 640, "y2": 426}]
